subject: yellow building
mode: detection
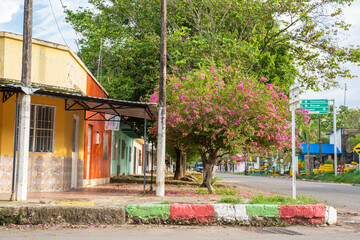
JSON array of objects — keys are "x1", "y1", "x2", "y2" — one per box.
[
  {"x1": 0, "y1": 32, "x2": 157, "y2": 194},
  {"x1": 0, "y1": 32, "x2": 97, "y2": 192}
]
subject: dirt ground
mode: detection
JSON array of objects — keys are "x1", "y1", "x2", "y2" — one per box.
[{"x1": 0, "y1": 174, "x2": 261, "y2": 206}]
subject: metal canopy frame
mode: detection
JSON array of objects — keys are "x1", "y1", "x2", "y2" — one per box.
[
  {"x1": 1, "y1": 83, "x2": 155, "y2": 192},
  {"x1": 0, "y1": 84, "x2": 158, "y2": 121}
]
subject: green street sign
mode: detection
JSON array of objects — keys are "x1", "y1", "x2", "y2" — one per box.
[{"x1": 302, "y1": 99, "x2": 329, "y2": 114}]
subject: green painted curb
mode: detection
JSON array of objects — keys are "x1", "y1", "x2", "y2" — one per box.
[
  {"x1": 126, "y1": 205, "x2": 170, "y2": 221},
  {"x1": 246, "y1": 204, "x2": 280, "y2": 217}
]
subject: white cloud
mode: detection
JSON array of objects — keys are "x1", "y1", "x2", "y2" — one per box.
[{"x1": 0, "y1": 0, "x2": 22, "y2": 23}]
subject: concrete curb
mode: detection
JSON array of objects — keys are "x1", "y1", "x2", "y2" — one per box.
[
  {"x1": 0, "y1": 204, "x2": 337, "y2": 226},
  {"x1": 125, "y1": 204, "x2": 336, "y2": 226}
]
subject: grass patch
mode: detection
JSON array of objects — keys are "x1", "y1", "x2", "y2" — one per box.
[
  {"x1": 218, "y1": 197, "x2": 244, "y2": 204},
  {"x1": 197, "y1": 189, "x2": 209, "y2": 194},
  {"x1": 298, "y1": 171, "x2": 360, "y2": 184},
  {"x1": 159, "y1": 201, "x2": 174, "y2": 204},
  {"x1": 217, "y1": 189, "x2": 239, "y2": 195},
  {"x1": 249, "y1": 194, "x2": 322, "y2": 205}
]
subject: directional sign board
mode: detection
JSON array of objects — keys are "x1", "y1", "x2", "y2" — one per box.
[
  {"x1": 302, "y1": 99, "x2": 329, "y2": 114},
  {"x1": 353, "y1": 143, "x2": 360, "y2": 155}
]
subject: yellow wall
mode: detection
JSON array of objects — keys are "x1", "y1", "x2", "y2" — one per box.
[
  {"x1": 0, "y1": 37, "x2": 4, "y2": 79},
  {"x1": 0, "y1": 95, "x2": 84, "y2": 159},
  {"x1": 0, "y1": 32, "x2": 87, "y2": 94}
]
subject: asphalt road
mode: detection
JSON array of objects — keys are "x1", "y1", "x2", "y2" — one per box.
[
  {"x1": 1, "y1": 225, "x2": 359, "y2": 240},
  {"x1": 217, "y1": 173, "x2": 360, "y2": 212}
]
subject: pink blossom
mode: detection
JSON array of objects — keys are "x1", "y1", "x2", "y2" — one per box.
[
  {"x1": 213, "y1": 89, "x2": 218, "y2": 93},
  {"x1": 173, "y1": 82, "x2": 180, "y2": 89},
  {"x1": 199, "y1": 74, "x2": 205, "y2": 78},
  {"x1": 209, "y1": 67, "x2": 215, "y2": 72},
  {"x1": 260, "y1": 77, "x2": 267, "y2": 82},
  {"x1": 266, "y1": 83, "x2": 273, "y2": 90},
  {"x1": 252, "y1": 142, "x2": 258, "y2": 146},
  {"x1": 215, "y1": 81, "x2": 220, "y2": 85},
  {"x1": 243, "y1": 104, "x2": 249, "y2": 109}
]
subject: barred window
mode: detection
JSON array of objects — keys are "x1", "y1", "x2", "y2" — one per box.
[{"x1": 29, "y1": 104, "x2": 56, "y2": 153}]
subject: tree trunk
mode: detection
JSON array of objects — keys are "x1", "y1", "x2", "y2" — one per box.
[
  {"x1": 205, "y1": 163, "x2": 215, "y2": 193},
  {"x1": 173, "y1": 148, "x2": 181, "y2": 180},
  {"x1": 174, "y1": 148, "x2": 186, "y2": 180},
  {"x1": 181, "y1": 152, "x2": 187, "y2": 177}
]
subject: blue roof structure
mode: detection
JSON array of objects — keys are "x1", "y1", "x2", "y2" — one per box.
[{"x1": 300, "y1": 143, "x2": 341, "y2": 155}]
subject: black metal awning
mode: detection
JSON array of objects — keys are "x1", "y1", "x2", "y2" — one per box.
[{"x1": 0, "y1": 84, "x2": 157, "y2": 120}]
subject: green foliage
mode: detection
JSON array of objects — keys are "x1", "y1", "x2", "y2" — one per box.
[
  {"x1": 350, "y1": 133, "x2": 360, "y2": 146},
  {"x1": 299, "y1": 171, "x2": 360, "y2": 184},
  {"x1": 65, "y1": 0, "x2": 358, "y2": 102},
  {"x1": 159, "y1": 201, "x2": 174, "y2": 204},
  {"x1": 216, "y1": 189, "x2": 239, "y2": 195},
  {"x1": 325, "y1": 159, "x2": 334, "y2": 165},
  {"x1": 218, "y1": 197, "x2": 244, "y2": 204},
  {"x1": 249, "y1": 195, "x2": 322, "y2": 205}
]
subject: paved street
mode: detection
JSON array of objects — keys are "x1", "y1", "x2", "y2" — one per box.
[
  {"x1": 217, "y1": 173, "x2": 360, "y2": 212},
  {"x1": 0, "y1": 225, "x2": 359, "y2": 240}
]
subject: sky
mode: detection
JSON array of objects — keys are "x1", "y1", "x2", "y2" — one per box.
[{"x1": 0, "y1": 0, "x2": 359, "y2": 109}]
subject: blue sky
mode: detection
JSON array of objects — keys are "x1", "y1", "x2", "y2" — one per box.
[{"x1": 0, "y1": 0, "x2": 359, "y2": 109}]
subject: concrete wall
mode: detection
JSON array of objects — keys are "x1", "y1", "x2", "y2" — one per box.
[
  {"x1": 133, "y1": 139, "x2": 144, "y2": 175},
  {"x1": 0, "y1": 32, "x2": 89, "y2": 93},
  {"x1": 110, "y1": 129, "x2": 135, "y2": 176},
  {"x1": 83, "y1": 74, "x2": 111, "y2": 185},
  {"x1": 0, "y1": 95, "x2": 85, "y2": 192}
]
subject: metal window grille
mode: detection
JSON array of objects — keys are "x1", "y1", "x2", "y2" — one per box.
[
  {"x1": 29, "y1": 104, "x2": 55, "y2": 153},
  {"x1": 138, "y1": 149, "x2": 142, "y2": 166}
]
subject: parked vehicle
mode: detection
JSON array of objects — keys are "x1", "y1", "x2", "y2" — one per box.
[{"x1": 195, "y1": 162, "x2": 203, "y2": 172}]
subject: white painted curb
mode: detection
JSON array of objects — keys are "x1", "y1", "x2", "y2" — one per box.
[
  {"x1": 213, "y1": 204, "x2": 249, "y2": 223},
  {"x1": 213, "y1": 204, "x2": 235, "y2": 222},
  {"x1": 325, "y1": 206, "x2": 337, "y2": 225},
  {"x1": 234, "y1": 205, "x2": 249, "y2": 223}
]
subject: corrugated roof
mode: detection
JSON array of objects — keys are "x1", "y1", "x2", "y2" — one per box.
[
  {"x1": 0, "y1": 84, "x2": 157, "y2": 120},
  {"x1": 300, "y1": 143, "x2": 341, "y2": 154}
]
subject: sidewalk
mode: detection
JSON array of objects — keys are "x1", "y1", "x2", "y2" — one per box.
[{"x1": 0, "y1": 179, "x2": 337, "y2": 226}]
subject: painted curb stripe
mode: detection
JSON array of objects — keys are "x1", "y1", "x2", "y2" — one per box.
[
  {"x1": 126, "y1": 205, "x2": 170, "y2": 220},
  {"x1": 213, "y1": 204, "x2": 249, "y2": 222},
  {"x1": 170, "y1": 204, "x2": 215, "y2": 223},
  {"x1": 124, "y1": 204, "x2": 334, "y2": 225},
  {"x1": 325, "y1": 206, "x2": 337, "y2": 225},
  {"x1": 279, "y1": 205, "x2": 326, "y2": 224},
  {"x1": 246, "y1": 204, "x2": 280, "y2": 217}
]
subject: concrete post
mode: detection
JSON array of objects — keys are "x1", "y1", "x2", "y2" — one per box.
[
  {"x1": 15, "y1": 0, "x2": 33, "y2": 201},
  {"x1": 15, "y1": 95, "x2": 31, "y2": 201},
  {"x1": 156, "y1": 0, "x2": 167, "y2": 197}
]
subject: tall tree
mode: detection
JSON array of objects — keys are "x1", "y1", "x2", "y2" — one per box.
[
  {"x1": 150, "y1": 63, "x2": 303, "y2": 192},
  {"x1": 65, "y1": 0, "x2": 359, "y2": 101}
]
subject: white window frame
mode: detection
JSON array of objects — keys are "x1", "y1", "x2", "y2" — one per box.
[{"x1": 29, "y1": 103, "x2": 56, "y2": 153}]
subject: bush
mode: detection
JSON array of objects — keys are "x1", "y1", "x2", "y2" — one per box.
[
  {"x1": 249, "y1": 194, "x2": 322, "y2": 205},
  {"x1": 325, "y1": 159, "x2": 334, "y2": 165}
]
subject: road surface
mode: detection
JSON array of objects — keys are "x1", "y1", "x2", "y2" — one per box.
[
  {"x1": 217, "y1": 173, "x2": 360, "y2": 212},
  {"x1": 1, "y1": 225, "x2": 359, "y2": 240}
]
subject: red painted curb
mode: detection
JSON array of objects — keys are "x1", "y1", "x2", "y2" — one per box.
[
  {"x1": 170, "y1": 204, "x2": 215, "y2": 223},
  {"x1": 279, "y1": 205, "x2": 326, "y2": 224}
]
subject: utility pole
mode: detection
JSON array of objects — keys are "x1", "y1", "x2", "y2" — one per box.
[
  {"x1": 156, "y1": 0, "x2": 167, "y2": 197},
  {"x1": 15, "y1": 0, "x2": 33, "y2": 201}
]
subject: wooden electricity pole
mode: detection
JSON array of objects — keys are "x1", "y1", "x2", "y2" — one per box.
[
  {"x1": 156, "y1": 0, "x2": 167, "y2": 196},
  {"x1": 15, "y1": 0, "x2": 33, "y2": 201}
]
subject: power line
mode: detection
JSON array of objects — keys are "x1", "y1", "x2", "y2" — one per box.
[{"x1": 48, "y1": 0, "x2": 69, "y2": 47}]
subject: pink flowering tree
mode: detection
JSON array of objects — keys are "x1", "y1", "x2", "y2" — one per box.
[{"x1": 150, "y1": 64, "x2": 307, "y2": 193}]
